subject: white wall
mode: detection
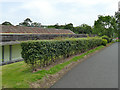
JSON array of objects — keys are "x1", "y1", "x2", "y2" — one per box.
[
  {"x1": 0, "y1": 46, "x2": 2, "y2": 64},
  {"x1": 1, "y1": 44, "x2": 23, "y2": 63}
]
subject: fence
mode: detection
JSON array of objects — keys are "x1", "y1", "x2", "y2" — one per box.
[{"x1": 1, "y1": 34, "x2": 97, "y2": 42}]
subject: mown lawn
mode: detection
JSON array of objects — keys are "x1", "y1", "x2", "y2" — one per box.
[{"x1": 2, "y1": 45, "x2": 104, "y2": 88}]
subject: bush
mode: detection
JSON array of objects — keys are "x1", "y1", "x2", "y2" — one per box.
[
  {"x1": 102, "y1": 39, "x2": 107, "y2": 46},
  {"x1": 115, "y1": 39, "x2": 119, "y2": 42},
  {"x1": 102, "y1": 35, "x2": 109, "y2": 43},
  {"x1": 21, "y1": 38, "x2": 102, "y2": 70},
  {"x1": 109, "y1": 38, "x2": 112, "y2": 43}
]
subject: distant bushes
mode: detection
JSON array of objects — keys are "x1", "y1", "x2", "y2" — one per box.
[{"x1": 21, "y1": 38, "x2": 102, "y2": 70}]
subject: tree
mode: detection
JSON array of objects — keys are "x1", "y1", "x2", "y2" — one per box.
[
  {"x1": 115, "y1": 12, "x2": 120, "y2": 39},
  {"x1": 93, "y1": 15, "x2": 117, "y2": 38},
  {"x1": 54, "y1": 23, "x2": 59, "y2": 29},
  {"x1": 72, "y1": 24, "x2": 92, "y2": 34},
  {"x1": 2, "y1": 21, "x2": 13, "y2": 25},
  {"x1": 24, "y1": 18, "x2": 32, "y2": 23},
  {"x1": 64, "y1": 23, "x2": 74, "y2": 30},
  {"x1": 19, "y1": 18, "x2": 32, "y2": 27},
  {"x1": 31, "y1": 22, "x2": 41, "y2": 27},
  {"x1": 80, "y1": 24, "x2": 92, "y2": 34}
]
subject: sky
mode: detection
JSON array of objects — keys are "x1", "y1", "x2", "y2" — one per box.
[{"x1": 0, "y1": 0, "x2": 119, "y2": 26}]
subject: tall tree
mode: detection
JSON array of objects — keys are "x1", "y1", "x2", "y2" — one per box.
[
  {"x1": 80, "y1": 24, "x2": 92, "y2": 34},
  {"x1": 93, "y1": 15, "x2": 116, "y2": 38},
  {"x1": 73, "y1": 24, "x2": 92, "y2": 34},
  {"x1": 54, "y1": 23, "x2": 59, "y2": 29},
  {"x1": 19, "y1": 18, "x2": 32, "y2": 27},
  {"x1": 115, "y1": 12, "x2": 120, "y2": 39},
  {"x1": 64, "y1": 23, "x2": 74, "y2": 30}
]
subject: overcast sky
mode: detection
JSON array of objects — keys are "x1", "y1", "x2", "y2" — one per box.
[{"x1": 0, "y1": 0, "x2": 119, "y2": 26}]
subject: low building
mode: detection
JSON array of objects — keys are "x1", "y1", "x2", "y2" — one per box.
[{"x1": 0, "y1": 25, "x2": 90, "y2": 65}]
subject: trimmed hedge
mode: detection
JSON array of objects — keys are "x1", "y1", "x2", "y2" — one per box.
[
  {"x1": 21, "y1": 38, "x2": 102, "y2": 70},
  {"x1": 102, "y1": 35, "x2": 109, "y2": 43},
  {"x1": 102, "y1": 39, "x2": 107, "y2": 46}
]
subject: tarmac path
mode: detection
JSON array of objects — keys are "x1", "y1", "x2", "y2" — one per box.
[{"x1": 52, "y1": 43, "x2": 118, "y2": 88}]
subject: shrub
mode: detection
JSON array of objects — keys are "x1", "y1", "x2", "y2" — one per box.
[
  {"x1": 102, "y1": 35, "x2": 109, "y2": 43},
  {"x1": 21, "y1": 38, "x2": 102, "y2": 70},
  {"x1": 102, "y1": 39, "x2": 107, "y2": 46},
  {"x1": 115, "y1": 39, "x2": 119, "y2": 42},
  {"x1": 109, "y1": 38, "x2": 112, "y2": 43}
]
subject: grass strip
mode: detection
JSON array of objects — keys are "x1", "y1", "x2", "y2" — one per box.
[{"x1": 2, "y1": 45, "x2": 104, "y2": 88}]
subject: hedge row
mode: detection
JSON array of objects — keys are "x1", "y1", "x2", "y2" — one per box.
[
  {"x1": 102, "y1": 35, "x2": 112, "y2": 43},
  {"x1": 21, "y1": 38, "x2": 102, "y2": 70}
]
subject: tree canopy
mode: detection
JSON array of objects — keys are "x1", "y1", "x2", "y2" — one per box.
[
  {"x1": 115, "y1": 12, "x2": 120, "y2": 39},
  {"x1": 19, "y1": 18, "x2": 32, "y2": 27},
  {"x1": 2, "y1": 21, "x2": 13, "y2": 26},
  {"x1": 93, "y1": 15, "x2": 117, "y2": 38}
]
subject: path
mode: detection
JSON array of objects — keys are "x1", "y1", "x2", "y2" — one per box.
[{"x1": 51, "y1": 43, "x2": 118, "y2": 88}]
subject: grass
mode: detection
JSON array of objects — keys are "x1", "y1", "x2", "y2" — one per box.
[{"x1": 1, "y1": 45, "x2": 104, "y2": 88}]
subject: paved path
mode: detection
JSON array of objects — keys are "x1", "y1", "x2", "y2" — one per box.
[{"x1": 52, "y1": 43, "x2": 118, "y2": 88}]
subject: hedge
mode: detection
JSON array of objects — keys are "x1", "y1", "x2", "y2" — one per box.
[
  {"x1": 102, "y1": 35, "x2": 109, "y2": 43},
  {"x1": 102, "y1": 39, "x2": 107, "y2": 46},
  {"x1": 21, "y1": 38, "x2": 102, "y2": 70}
]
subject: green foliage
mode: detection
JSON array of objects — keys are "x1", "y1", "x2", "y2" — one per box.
[
  {"x1": 86, "y1": 34, "x2": 90, "y2": 38},
  {"x1": 102, "y1": 39, "x2": 107, "y2": 46},
  {"x1": 45, "y1": 23, "x2": 92, "y2": 34},
  {"x1": 18, "y1": 18, "x2": 41, "y2": 27},
  {"x1": 93, "y1": 15, "x2": 117, "y2": 38},
  {"x1": 72, "y1": 24, "x2": 92, "y2": 34},
  {"x1": 53, "y1": 36, "x2": 70, "y2": 40},
  {"x1": 19, "y1": 18, "x2": 32, "y2": 27},
  {"x1": 115, "y1": 12, "x2": 120, "y2": 40},
  {"x1": 64, "y1": 23, "x2": 74, "y2": 30},
  {"x1": 115, "y1": 39, "x2": 120, "y2": 42},
  {"x1": 2, "y1": 21, "x2": 13, "y2": 26},
  {"x1": 44, "y1": 23, "x2": 74, "y2": 30},
  {"x1": 102, "y1": 35, "x2": 109, "y2": 43},
  {"x1": 21, "y1": 38, "x2": 102, "y2": 70},
  {"x1": 2, "y1": 45, "x2": 104, "y2": 88},
  {"x1": 31, "y1": 22, "x2": 41, "y2": 27},
  {"x1": 109, "y1": 38, "x2": 112, "y2": 43}
]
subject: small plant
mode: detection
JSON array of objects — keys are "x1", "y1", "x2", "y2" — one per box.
[
  {"x1": 102, "y1": 35, "x2": 109, "y2": 43},
  {"x1": 102, "y1": 39, "x2": 107, "y2": 46}
]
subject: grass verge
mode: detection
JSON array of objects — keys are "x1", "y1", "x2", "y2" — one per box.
[{"x1": 2, "y1": 45, "x2": 105, "y2": 88}]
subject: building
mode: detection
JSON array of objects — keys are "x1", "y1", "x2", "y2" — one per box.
[
  {"x1": 0, "y1": 25, "x2": 90, "y2": 65},
  {"x1": 0, "y1": 25, "x2": 76, "y2": 65}
]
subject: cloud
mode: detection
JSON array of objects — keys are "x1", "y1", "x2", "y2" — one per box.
[{"x1": 0, "y1": 0, "x2": 118, "y2": 26}]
